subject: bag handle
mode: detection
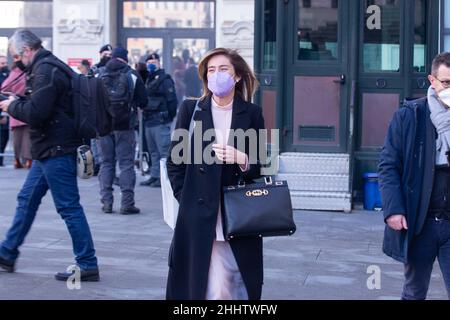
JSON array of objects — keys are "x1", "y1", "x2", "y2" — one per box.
[
  {"x1": 237, "y1": 175, "x2": 274, "y2": 188},
  {"x1": 182, "y1": 100, "x2": 201, "y2": 163}
]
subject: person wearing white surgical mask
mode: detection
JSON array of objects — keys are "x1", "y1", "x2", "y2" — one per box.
[
  {"x1": 379, "y1": 52, "x2": 450, "y2": 301},
  {"x1": 428, "y1": 58, "x2": 450, "y2": 165}
]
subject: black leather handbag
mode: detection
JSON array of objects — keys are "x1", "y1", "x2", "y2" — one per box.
[{"x1": 222, "y1": 177, "x2": 296, "y2": 240}]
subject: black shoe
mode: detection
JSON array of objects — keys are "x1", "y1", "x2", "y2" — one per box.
[
  {"x1": 102, "y1": 203, "x2": 113, "y2": 214},
  {"x1": 140, "y1": 177, "x2": 158, "y2": 186},
  {"x1": 55, "y1": 268, "x2": 100, "y2": 282},
  {"x1": 0, "y1": 255, "x2": 15, "y2": 273},
  {"x1": 150, "y1": 179, "x2": 161, "y2": 188},
  {"x1": 120, "y1": 206, "x2": 141, "y2": 215}
]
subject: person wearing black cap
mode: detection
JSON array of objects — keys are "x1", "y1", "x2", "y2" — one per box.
[
  {"x1": 140, "y1": 52, "x2": 178, "y2": 187},
  {"x1": 90, "y1": 44, "x2": 113, "y2": 76},
  {"x1": 98, "y1": 47, "x2": 147, "y2": 215}
]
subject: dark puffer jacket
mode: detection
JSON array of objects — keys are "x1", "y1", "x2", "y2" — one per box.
[{"x1": 7, "y1": 49, "x2": 81, "y2": 160}]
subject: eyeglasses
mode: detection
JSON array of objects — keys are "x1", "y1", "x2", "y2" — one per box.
[{"x1": 436, "y1": 78, "x2": 450, "y2": 89}]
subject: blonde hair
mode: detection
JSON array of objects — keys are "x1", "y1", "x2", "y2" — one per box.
[{"x1": 198, "y1": 48, "x2": 259, "y2": 102}]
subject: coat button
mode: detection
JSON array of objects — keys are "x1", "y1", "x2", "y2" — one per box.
[{"x1": 198, "y1": 198, "x2": 205, "y2": 205}]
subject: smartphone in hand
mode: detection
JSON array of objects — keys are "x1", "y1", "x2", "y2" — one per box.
[{"x1": 0, "y1": 94, "x2": 9, "y2": 102}]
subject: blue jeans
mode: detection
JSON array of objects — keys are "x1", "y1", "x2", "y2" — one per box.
[
  {"x1": 0, "y1": 155, "x2": 98, "y2": 270},
  {"x1": 91, "y1": 138, "x2": 102, "y2": 166},
  {"x1": 402, "y1": 218, "x2": 450, "y2": 300},
  {"x1": 145, "y1": 123, "x2": 171, "y2": 179}
]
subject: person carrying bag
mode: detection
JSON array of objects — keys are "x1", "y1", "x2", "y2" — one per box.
[{"x1": 166, "y1": 48, "x2": 291, "y2": 301}]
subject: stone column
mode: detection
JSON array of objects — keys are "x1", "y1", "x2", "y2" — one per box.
[{"x1": 216, "y1": 0, "x2": 255, "y2": 68}]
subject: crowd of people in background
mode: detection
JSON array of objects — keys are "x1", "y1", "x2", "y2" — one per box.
[
  {"x1": 0, "y1": 41, "x2": 203, "y2": 214},
  {"x1": 70, "y1": 43, "x2": 202, "y2": 213}
]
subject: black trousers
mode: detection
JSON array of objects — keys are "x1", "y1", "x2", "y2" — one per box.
[
  {"x1": 403, "y1": 218, "x2": 450, "y2": 300},
  {"x1": 402, "y1": 167, "x2": 450, "y2": 300},
  {"x1": 0, "y1": 128, "x2": 9, "y2": 166}
]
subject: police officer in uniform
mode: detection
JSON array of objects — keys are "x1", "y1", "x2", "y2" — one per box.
[{"x1": 140, "y1": 53, "x2": 178, "y2": 188}]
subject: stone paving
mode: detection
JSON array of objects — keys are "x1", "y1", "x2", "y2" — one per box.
[{"x1": 0, "y1": 166, "x2": 447, "y2": 300}]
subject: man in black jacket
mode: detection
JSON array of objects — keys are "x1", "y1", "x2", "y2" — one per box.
[
  {"x1": 90, "y1": 44, "x2": 112, "y2": 76},
  {"x1": 140, "y1": 53, "x2": 178, "y2": 188},
  {"x1": 0, "y1": 29, "x2": 99, "y2": 281},
  {"x1": 98, "y1": 47, "x2": 147, "y2": 214}
]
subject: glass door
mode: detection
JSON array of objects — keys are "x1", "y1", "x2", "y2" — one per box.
[
  {"x1": 119, "y1": 1, "x2": 215, "y2": 79},
  {"x1": 284, "y1": 0, "x2": 351, "y2": 153},
  {"x1": 357, "y1": 0, "x2": 404, "y2": 153},
  {"x1": 127, "y1": 37, "x2": 163, "y2": 66},
  {"x1": 171, "y1": 38, "x2": 210, "y2": 100},
  {"x1": 356, "y1": 0, "x2": 435, "y2": 152},
  {"x1": 352, "y1": 0, "x2": 438, "y2": 197}
]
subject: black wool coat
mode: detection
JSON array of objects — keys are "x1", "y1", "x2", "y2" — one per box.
[{"x1": 166, "y1": 95, "x2": 266, "y2": 300}]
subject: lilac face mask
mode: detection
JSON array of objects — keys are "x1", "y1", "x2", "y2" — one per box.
[{"x1": 207, "y1": 71, "x2": 236, "y2": 97}]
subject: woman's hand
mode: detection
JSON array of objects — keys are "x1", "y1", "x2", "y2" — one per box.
[{"x1": 212, "y1": 144, "x2": 249, "y2": 171}]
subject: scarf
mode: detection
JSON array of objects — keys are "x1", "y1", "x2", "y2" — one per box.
[{"x1": 428, "y1": 86, "x2": 450, "y2": 165}]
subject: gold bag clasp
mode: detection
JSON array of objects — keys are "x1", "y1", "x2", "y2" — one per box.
[{"x1": 245, "y1": 189, "x2": 269, "y2": 197}]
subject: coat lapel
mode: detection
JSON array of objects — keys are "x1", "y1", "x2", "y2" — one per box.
[
  {"x1": 195, "y1": 95, "x2": 251, "y2": 145},
  {"x1": 228, "y1": 95, "x2": 251, "y2": 145},
  {"x1": 195, "y1": 96, "x2": 215, "y2": 138},
  {"x1": 426, "y1": 105, "x2": 436, "y2": 159},
  {"x1": 194, "y1": 97, "x2": 220, "y2": 175}
]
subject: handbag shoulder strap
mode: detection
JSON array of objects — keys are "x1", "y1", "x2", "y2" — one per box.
[{"x1": 188, "y1": 99, "x2": 201, "y2": 137}]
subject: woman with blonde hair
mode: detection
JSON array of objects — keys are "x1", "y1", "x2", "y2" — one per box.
[{"x1": 166, "y1": 48, "x2": 266, "y2": 300}]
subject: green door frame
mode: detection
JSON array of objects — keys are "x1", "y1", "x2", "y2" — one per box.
[
  {"x1": 280, "y1": 0, "x2": 353, "y2": 154},
  {"x1": 353, "y1": 0, "x2": 439, "y2": 199}
]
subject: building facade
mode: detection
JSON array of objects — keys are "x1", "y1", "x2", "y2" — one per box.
[
  {"x1": 1, "y1": 0, "x2": 450, "y2": 210},
  {"x1": 0, "y1": 0, "x2": 254, "y2": 72}
]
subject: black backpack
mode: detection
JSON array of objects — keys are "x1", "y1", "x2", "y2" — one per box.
[
  {"x1": 32, "y1": 58, "x2": 113, "y2": 141},
  {"x1": 99, "y1": 67, "x2": 135, "y2": 131}
]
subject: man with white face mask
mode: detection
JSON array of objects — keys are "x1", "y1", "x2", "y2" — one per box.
[{"x1": 379, "y1": 52, "x2": 450, "y2": 300}]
